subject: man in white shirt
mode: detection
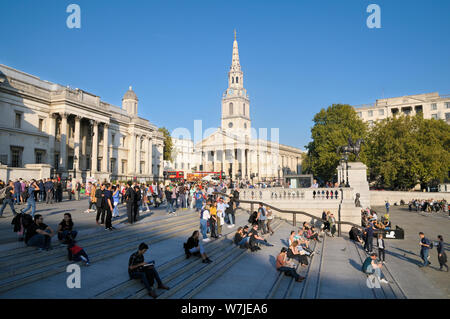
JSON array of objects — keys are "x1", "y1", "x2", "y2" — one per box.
[
  {"x1": 216, "y1": 197, "x2": 228, "y2": 237},
  {"x1": 200, "y1": 205, "x2": 211, "y2": 242},
  {"x1": 311, "y1": 179, "x2": 319, "y2": 188}
]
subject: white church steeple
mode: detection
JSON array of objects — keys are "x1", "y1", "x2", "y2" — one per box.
[{"x1": 221, "y1": 30, "x2": 251, "y2": 137}]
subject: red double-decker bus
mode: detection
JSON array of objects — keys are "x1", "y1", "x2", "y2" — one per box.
[
  {"x1": 165, "y1": 171, "x2": 185, "y2": 181},
  {"x1": 186, "y1": 171, "x2": 225, "y2": 182}
]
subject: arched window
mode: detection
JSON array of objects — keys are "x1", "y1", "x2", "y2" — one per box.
[
  {"x1": 243, "y1": 103, "x2": 245, "y2": 116},
  {"x1": 232, "y1": 77, "x2": 234, "y2": 84},
  {"x1": 229, "y1": 103, "x2": 233, "y2": 115},
  {"x1": 236, "y1": 77, "x2": 239, "y2": 83}
]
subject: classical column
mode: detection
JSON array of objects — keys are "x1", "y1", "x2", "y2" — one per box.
[
  {"x1": 59, "y1": 113, "x2": 68, "y2": 170},
  {"x1": 73, "y1": 116, "x2": 81, "y2": 171},
  {"x1": 91, "y1": 120, "x2": 98, "y2": 172},
  {"x1": 102, "y1": 123, "x2": 109, "y2": 172},
  {"x1": 158, "y1": 143, "x2": 164, "y2": 178},
  {"x1": 148, "y1": 137, "x2": 153, "y2": 177},
  {"x1": 136, "y1": 134, "x2": 141, "y2": 174},
  {"x1": 144, "y1": 135, "x2": 149, "y2": 175},
  {"x1": 48, "y1": 113, "x2": 56, "y2": 167},
  {"x1": 128, "y1": 132, "x2": 136, "y2": 174},
  {"x1": 243, "y1": 149, "x2": 248, "y2": 179}
]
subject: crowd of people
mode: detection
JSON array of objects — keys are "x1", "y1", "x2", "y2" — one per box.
[{"x1": 408, "y1": 199, "x2": 449, "y2": 214}]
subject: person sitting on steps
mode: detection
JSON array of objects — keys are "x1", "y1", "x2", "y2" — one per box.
[
  {"x1": 184, "y1": 230, "x2": 213, "y2": 264},
  {"x1": 234, "y1": 226, "x2": 250, "y2": 249},
  {"x1": 128, "y1": 243, "x2": 170, "y2": 299},
  {"x1": 276, "y1": 247, "x2": 305, "y2": 282},
  {"x1": 362, "y1": 253, "x2": 389, "y2": 284},
  {"x1": 248, "y1": 224, "x2": 273, "y2": 251},
  {"x1": 287, "y1": 241, "x2": 308, "y2": 267}
]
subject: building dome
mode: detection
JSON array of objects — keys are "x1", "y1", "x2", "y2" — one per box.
[{"x1": 123, "y1": 86, "x2": 138, "y2": 101}]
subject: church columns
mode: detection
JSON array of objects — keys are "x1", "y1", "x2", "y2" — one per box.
[
  {"x1": 128, "y1": 132, "x2": 136, "y2": 174},
  {"x1": 136, "y1": 134, "x2": 141, "y2": 174}
]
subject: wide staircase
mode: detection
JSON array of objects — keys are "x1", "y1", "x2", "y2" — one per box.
[{"x1": 0, "y1": 204, "x2": 411, "y2": 299}]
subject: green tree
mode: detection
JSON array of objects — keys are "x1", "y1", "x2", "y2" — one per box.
[
  {"x1": 364, "y1": 115, "x2": 450, "y2": 190},
  {"x1": 158, "y1": 127, "x2": 174, "y2": 162},
  {"x1": 304, "y1": 104, "x2": 368, "y2": 182}
]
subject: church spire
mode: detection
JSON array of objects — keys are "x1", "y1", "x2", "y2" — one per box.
[{"x1": 231, "y1": 29, "x2": 240, "y2": 72}]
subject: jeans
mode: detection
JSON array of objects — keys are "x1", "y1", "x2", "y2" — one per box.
[
  {"x1": 0, "y1": 198, "x2": 17, "y2": 216},
  {"x1": 420, "y1": 249, "x2": 430, "y2": 266},
  {"x1": 189, "y1": 242, "x2": 205, "y2": 255},
  {"x1": 130, "y1": 267, "x2": 163, "y2": 292},
  {"x1": 200, "y1": 219, "x2": 208, "y2": 239},
  {"x1": 72, "y1": 249, "x2": 90, "y2": 263},
  {"x1": 366, "y1": 264, "x2": 382, "y2": 279},
  {"x1": 105, "y1": 208, "x2": 112, "y2": 229},
  {"x1": 258, "y1": 219, "x2": 267, "y2": 234},
  {"x1": 27, "y1": 230, "x2": 51, "y2": 249},
  {"x1": 14, "y1": 192, "x2": 21, "y2": 204},
  {"x1": 58, "y1": 230, "x2": 78, "y2": 241},
  {"x1": 238, "y1": 237, "x2": 250, "y2": 247},
  {"x1": 278, "y1": 266, "x2": 300, "y2": 281},
  {"x1": 113, "y1": 202, "x2": 120, "y2": 217},
  {"x1": 166, "y1": 200, "x2": 173, "y2": 213},
  {"x1": 253, "y1": 239, "x2": 273, "y2": 247},
  {"x1": 378, "y1": 248, "x2": 385, "y2": 262},
  {"x1": 39, "y1": 190, "x2": 45, "y2": 202},
  {"x1": 21, "y1": 199, "x2": 36, "y2": 217},
  {"x1": 365, "y1": 236, "x2": 373, "y2": 252},
  {"x1": 46, "y1": 190, "x2": 54, "y2": 204},
  {"x1": 227, "y1": 212, "x2": 234, "y2": 225}
]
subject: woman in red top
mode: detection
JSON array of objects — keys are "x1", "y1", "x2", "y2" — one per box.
[{"x1": 68, "y1": 239, "x2": 90, "y2": 266}]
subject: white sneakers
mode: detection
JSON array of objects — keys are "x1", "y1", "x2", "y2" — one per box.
[
  {"x1": 202, "y1": 238, "x2": 211, "y2": 242},
  {"x1": 227, "y1": 224, "x2": 235, "y2": 228},
  {"x1": 380, "y1": 278, "x2": 389, "y2": 284}
]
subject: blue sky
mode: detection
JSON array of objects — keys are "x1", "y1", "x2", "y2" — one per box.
[{"x1": 1, "y1": 0, "x2": 449, "y2": 150}]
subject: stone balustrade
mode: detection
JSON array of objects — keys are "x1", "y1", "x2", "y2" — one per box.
[{"x1": 239, "y1": 187, "x2": 342, "y2": 201}]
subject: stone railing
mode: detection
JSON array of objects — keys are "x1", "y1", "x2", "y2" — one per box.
[{"x1": 240, "y1": 187, "x2": 341, "y2": 201}]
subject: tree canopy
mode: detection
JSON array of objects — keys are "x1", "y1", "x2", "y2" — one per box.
[
  {"x1": 158, "y1": 127, "x2": 174, "y2": 162},
  {"x1": 303, "y1": 104, "x2": 367, "y2": 183}
]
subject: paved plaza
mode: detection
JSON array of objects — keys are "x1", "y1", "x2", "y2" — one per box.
[{"x1": 0, "y1": 196, "x2": 448, "y2": 299}]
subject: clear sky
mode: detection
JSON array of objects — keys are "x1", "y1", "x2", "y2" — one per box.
[{"x1": 1, "y1": 0, "x2": 449, "y2": 150}]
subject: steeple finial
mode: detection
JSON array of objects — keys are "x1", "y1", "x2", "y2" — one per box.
[
  {"x1": 234, "y1": 29, "x2": 236, "y2": 41},
  {"x1": 129, "y1": 85, "x2": 132, "y2": 90}
]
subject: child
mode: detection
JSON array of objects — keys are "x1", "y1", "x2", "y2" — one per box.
[
  {"x1": 376, "y1": 233, "x2": 386, "y2": 263},
  {"x1": 67, "y1": 238, "x2": 90, "y2": 266}
]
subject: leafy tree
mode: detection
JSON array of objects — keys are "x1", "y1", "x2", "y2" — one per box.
[
  {"x1": 304, "y1": 104, "x2": 368, "y2": 183},
  {"x1": 158, "y1": 127, "x2": 174, "y2": 162},
  {"x1": 364, "y1": 115, "x2": 450, "y2": 190}
]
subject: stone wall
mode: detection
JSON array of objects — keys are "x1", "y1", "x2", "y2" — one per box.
[
  {"x1": 370, "y1": 191, "x2": 450, "y2": 206},
  {"x1": 0, "y1": 164, "x2": 52, "y2": 181}
]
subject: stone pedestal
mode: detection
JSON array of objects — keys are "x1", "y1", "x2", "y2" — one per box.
[{"x1": 338, "y1": 162, "x2": 370, "y2": 209}]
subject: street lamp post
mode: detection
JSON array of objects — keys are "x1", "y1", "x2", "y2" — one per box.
[{"x1": 344, "y1": 154, "x2": 350, "y2": 187}]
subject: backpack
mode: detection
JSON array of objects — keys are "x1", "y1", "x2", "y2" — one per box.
[
  {"x1": 0, "y1": 188, "x2": 7, "y2": 200},
  {"x1": 248, "y1": 211, "x2": 258, "y2": 224}
]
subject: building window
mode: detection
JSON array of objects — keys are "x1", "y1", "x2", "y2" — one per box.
[
  {"x1": 85, "y1": 157, "x2": 90, "y2": 170},
  {"x1": 378, "y1": 109, "x2": 384, "y2": 116},
  {"x1": 121, "y1": 160, "x2": 126, "y2": 174},
  {"x1": 54, "y1": 154, "x2": 60, "y2": 170},
  {"x1": 431, "y1": 114, "x2": 438, "y2": 119},
  {"x1": 111, "y1": 134, "x2": 115, "y2": 145},
  {"x1": 229, "y1": 103, "x2": 233, "y2": 115},
  {"x1": 11, "y1": 147, "x2": 23, "y2": 167},
  {"x1": 110, "y1": 158, "x2": 116, "y2": 173},
  {"x1": 97, "y1": 158, "x2": 102, "y2": 171},
  {"x1": 243, "y1": 103, "x2": 245, "y2": 116},
  {"x1": 0, "y1": 155, "x2": 7, "y2": 165},
  {"x1": 446, "y1": 102, "x2": 450, "y2": 109},
  {"x1": 140, "y1": 162, "x2": 144, "y2": 174},
  {"x1": 236, "y1": 77, "x2": 239, "y2": 83},
  {"x1": 122, "y1": 137, "x2": 126, "y2": 147},
  {"x1": 445, "y1": 113, "x2": 450, "y2": 122},
  {"x1": 431, "y1": 103, "x2": 437, "y2": 110},
  {"x1": 35, "y1": 150, "x2": 45, "y2": 164},
  {"x1": 38, "y1": 118, "x2": 44, "y2": 132},
  {"x1": 368, "y1": 110, "x2": 373, "y2": 117},
  {"x1": 231, "y1": 77, "x2": 234, "y2": 84},
  {"x1": 140, "y1": 139, "x2": 143, "y2": 150},
  {"x1": 15, "y1": 113, "x2": 22, "y2": 129}
]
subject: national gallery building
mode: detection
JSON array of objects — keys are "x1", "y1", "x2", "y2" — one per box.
[{"x1": 0, "y1": 64, "x2": 165, "y2": 182}]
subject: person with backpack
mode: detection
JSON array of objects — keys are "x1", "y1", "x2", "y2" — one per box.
[
  {"x1": 20, "y1": 180, "x2": 39, "y2": 218},
  {"x1": 436, "y1": 235, "x2": 448, "y2": 272},
  {"x1": 133, "y1": 185, "x2": 141, "y2": 222},
  {"x1": 184, "y1": 230, "x2": 212, "y2": 263},
  {"x1": 194, "y1": 187, "x2": 205, "y2": 213},
  {"x1": 419, "y1": 232, "x2": 432, "y2": 267},
  {"x1": 362, "y1": 253, "x2": 389, "y2": 284},
  {"x1": 0, "y1": 181, "x2": 17, "y2": 218},
  {"x1": 25, "y1": 214, "x2": 54, "y2": 251},
  {"x1": 225, "y1": 195, "x2": 236, "y2": 228},
  {"x1": 67, "y1": 238, "x2": 90, "y2": 266},
  {"x1": 256, "y1": 203, "x2": 267, "y2": 234},
  {"x1": 104, "y1": 183, "x2": 115, "y2": 231},
  {"x1": 57, "y1": 212, "x2": 78, "y2": 243}
]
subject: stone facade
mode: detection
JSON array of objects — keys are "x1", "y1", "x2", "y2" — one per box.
[
  {"x1": 163, "y1": 137, "x2": 197, "y2": 175},
  {"x1": 196, "y1": 33, "x2": 304, "y2": 182},
  {"x1": 0, "y1": 64, "x2": 165, "y2": 182},
  {"x1": 353, "y1": 92, "x2": 450, "y2": 125}
]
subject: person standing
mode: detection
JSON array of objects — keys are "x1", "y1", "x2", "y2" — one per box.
[
  {"x1": 0, "y1": 181, "x2": 17, "y2": 217},
  {"x1": 55, "y1": 179, "x2": 63, "y2": 202},
  {"x1": 266, "y1": 206, "x2": 275, "y2": 236},
  {"x1": 376, "y1": 233, "x2": 386, "y2": 263},
  {"x1": 133, "y1": 185, "x2": 141, "y2": 222},
  {"x1": 66, "y1": 179, "x2": 72, "y2": 201},
  {"x1": 38, "y1": 179, "x2": 45, "y2": 202},
  {"x1": 256, "y1": 203, "x2": 267, "y2": 234},
  {"x1": 125, "y1": 182, "x2": 136, "y2": 224},
  {"x1": 112, "y1": 185, "x2": 120, "y2": 218},
  {"x1": 328, "y1": 213, "x2": 337, "y2": 237},
  {"x1": 95, "y1": 184, "x2": 106, "y2": 226},
  {"x1": 104, "y1": 184, "x2": 115, "y2": 231},
  {"x1": 45, "y1": 179, "x2": 54, "y2": 204},
  {"x1": 14, "y1": 179, "x2": 21, "y2": 205},
  {"x1": 437, "y1": 235, "x2": 448, "y2": 272},
  {"x1": 364, "y1": 222, "x2": 374, "y2": 253},
  {"x1": 74, "y1": 180, "x2": 81, "y2": 201},
  {"x1": 209, "y1": 201, "x2": 218, "y2": 239},
  {"x1": 226, "y1": 196, "x2": 236, "y2": 228},
  {"x1": 419, "y1": 232, "x2": 431, "y2": 267},
  {"x1": 20, "y1": 179, "x2": 39, "y2": 218},
  {"x1": 385, "y1": 201, "x2": 390, "y2": 214},
  {"x1": 216, "y1": 197, "x2": 227, "y2": 237},
  {"x1": 200, "y1": 204, "x2": 211, "y2": 242}
]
